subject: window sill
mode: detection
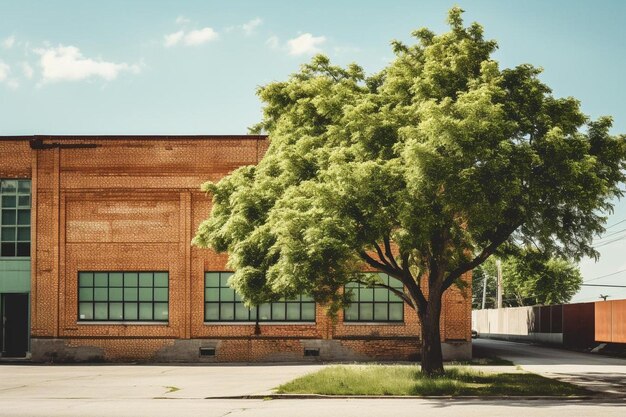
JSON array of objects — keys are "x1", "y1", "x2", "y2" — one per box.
[
  {"x1": 204, "y1": 321, "x2": 316, "y2": 326},
  {"x1": 77, "y1": 321, "x2": 168, "y2": 326},
  {"x1": 342, "y1": 321, "x2": 405, "y2": 326}
]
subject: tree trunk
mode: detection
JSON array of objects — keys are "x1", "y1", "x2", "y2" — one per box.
[{"x1": 419, "y1": 292, "x2": 444, "y2": 377}]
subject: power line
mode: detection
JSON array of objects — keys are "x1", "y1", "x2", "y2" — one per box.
[
  {"x1": 584, "y1": 268, "x2": 626, "y2": 283},
  {"x1": 581, "y1": 283, "x2": 626, "y2": 288},
  {"x1": 605, "y1": 219, "x2": 626, "y2": 230}
]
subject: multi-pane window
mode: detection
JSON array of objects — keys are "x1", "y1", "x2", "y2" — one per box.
[
  {"x1": 0, "y1": 179, "x2": 31, "y2": 257},
  {"x1": 344, "y1": 273, "x2": 404, "y2": 322},
  {"x1": 78, "y1": 272, "x2": 169, "y2": 322},
  {"x1": 204, "y1": 272, "x2": 316, "y2": 322}
]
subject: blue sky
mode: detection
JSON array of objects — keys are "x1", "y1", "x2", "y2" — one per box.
[{"x1": 1, "y1": 0, "x2": 626, "y2": 302}]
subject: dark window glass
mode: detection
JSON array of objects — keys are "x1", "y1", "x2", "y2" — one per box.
[
  {"x1": 343, "y1": 273, "x2": 404, "y2": 323},
  {"x1": 78, "y1": 271, "x2": 168, "y2": 322},
  {"x1": 1, "y1": 179, "x2": 31, "y2": 257},
  {"x1": 204, "y1": 271, "x2": 316, "y2": 322}
]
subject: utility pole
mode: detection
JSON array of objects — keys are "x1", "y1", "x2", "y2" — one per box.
[
  {"x1": 496, "y1": 259, "x2": 503, "y2": 308},
  {"x1": 481, "y1": 273, "x2": 488, "y2": 309}
]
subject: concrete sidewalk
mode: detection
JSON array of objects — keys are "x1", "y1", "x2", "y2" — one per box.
[
  {"x1": 0, "y1": 363, "x2": 326, "y2": 399},
  {"x1": 474, "y1": 338, "x2": 626, "y2": 395}
]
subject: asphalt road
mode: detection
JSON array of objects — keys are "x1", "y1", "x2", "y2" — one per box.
[
  {"x1": 474, "y1": 338, "x2": 626, "y2": 395},
  {"x1": 0, "y1": 398, "x2": 624, "y2": 417}
]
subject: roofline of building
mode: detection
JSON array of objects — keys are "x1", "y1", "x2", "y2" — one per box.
[{"x1": 0, "y1": 134, "x2": 268, "y2": 141}]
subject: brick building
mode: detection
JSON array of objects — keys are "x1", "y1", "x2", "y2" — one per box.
[{"x1": 0, "y1": 135, "x2": 471, "y2": 362}]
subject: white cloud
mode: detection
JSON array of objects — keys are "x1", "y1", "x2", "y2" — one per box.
[
  {"x1": 241, "y1": 18, "x2": 262, "y2": 35},
  {"x1": 0, "y1": 61, "x2": 10, "y2": 81},
  {"x1": 287, "y1": 33, "x2": 326, "y2": 56},
  {"x1": 22, "y1": 62, "x2": 34, "y2": 79},
  {"x1": 183, "y1": 27, "x2": 218, "y2": 45},
  {"x1": 163, "y1": 27, "x2": 218, "y2": 47},
  {"x1": 266, "y1": 35, "x2": 280, "y2": 49},
  {"x1": 35, "y1": 45, "x2": 140, "y2": 83},
  {"x1": 0, "y1": 60, "x2": 18, "y2": 89},
  {"x1": 3, "y1": 35, "x2": 15, "y2": 49},
  {"x1": 164, "y1": 30, "x2": 184, "y2": 47},
  {"x1": 175, "y1": 15, "x2": 190, "y2": 25}
]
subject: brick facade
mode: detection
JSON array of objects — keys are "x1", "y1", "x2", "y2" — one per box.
[{"x1": 0, "y1": 135, "x2": 471, "y2": 362}]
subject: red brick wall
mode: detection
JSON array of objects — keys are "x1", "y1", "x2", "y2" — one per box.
[{"x1": 4, "y1": 135, "x2": 472, "y2": 362}]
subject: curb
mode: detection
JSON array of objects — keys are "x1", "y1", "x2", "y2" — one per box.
[{"x1": 204, "y1": 394, "x2": 624, "y2": 401}]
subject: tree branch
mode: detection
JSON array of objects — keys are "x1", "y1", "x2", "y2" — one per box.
[
  {"x1": 442, "y1": 223, "x2": 521, "y2": 290},
  {"x1": 383, "y1": 235, "x2": 400, "y2": 270},
  {"x1": 372, "y1": 242, "x2": 393, "y2": 269}
]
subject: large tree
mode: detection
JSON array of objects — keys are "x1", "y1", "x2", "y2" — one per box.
[
  {"x1": 194, "y1": 8, "x2": 625, "y2": 376},
  {"x1": 472, "y1": 252, "x2": 583, "y2": 309}
]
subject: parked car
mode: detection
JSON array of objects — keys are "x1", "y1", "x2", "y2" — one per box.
[{"x1": 471, "y1": 330, "x2": 479, "y2": 339}]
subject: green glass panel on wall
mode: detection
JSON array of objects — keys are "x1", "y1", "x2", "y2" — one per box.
[
  {"x1": 109, "y1": 303, "x2": 123, "y2": 320},
  {"x1": 235, "y1": 303, "x2": 250, "y2": 320},
  {"x1": 109, "y1": 287, "x2": 123, "y2": 302},
  {"x1": 374, "y1": 303, "x2": 388, "y2": 321},
  {"x1": 205, "y1": 272, "x2": 220, "y2": 287},
  {"x1": 94, "y1": 303, "x2": 108, "y2": 320},
  {"x1": 78, "y1": 303, "x2": 93, "y2": 320},
  {"x1": 124, "y1": 287, "x2": 138, "y2": 301},
  {"x1": 79, "y1": 288, "x2": 93, "y2": 302},
  {"x1": 205, "y1": 303, "x2": 219, "y2": 321},
  {"x1": 220, "y1": 273, "x2": 231, "y2": 286},
  {"x1": 79, "y1": 272, "x2": 93, "y2": 287},
  {"x1": 219, "y1": 288, "x2": 234, "y2": 302},
  {"x1": 154, "y1": 272, "x2": 168, "y2": 287},
  {"x1": 219, "y1": 304, "x2": 234, "y2": 320},
  {"x1": 258, "y1": 304, "x2": 271, "y2": 321},
  {"x1": 286, "y1": 303, "x2": 300, "y2": 320},
  {"x1": 359, "y1": 303, "x2": 374, "y2": 321},
  {"x1": 301, "y1": 303, "x2": 315, "y2": 321},
  {"x1": 205, "y1": 287, "x2": 219, "y2": 301},
  {"x1": 344, "y1": 304, "x2": 358, "y2": 321},
  {"x1": 389, "y1": 303, "x2": 404, "y2": 321},
  {"x1": 272, "y1": 303, "x2": 286, "y2": 320},
  {"x1": 389, "y1": 277, "x2": 404, "y2": 289},
  {"x1": 139, "y1": 303, "x2": 153, "y2": 320},
  {"x1": 94, "y1": 287, "x2": 108, "y2": 301},
  {"x1": 124, "y1": 272, "x2": 138, "y2": 287},
  {"x1": 139, "y1": 272, "x2": 153, "y2": 287},
  {"x1": 138, "y1": 287, "x2": 153, "y2": 301},
  {"x1": 124, "y1": 303, "x2": 138, "y2": 320},
  {"x1": 374, "y1": 287, "x2": 389, "y2": 302},
  {"x1": 155, "y1": 303, "x2": 168, "y2": 320},
  {"x1": 154, "y1": 287, "x2": 168, "y2": 302},
  {"x1": 109, "y1": 273, "x2": 123, "y2": 287},
  {"x1": 94, "y1": 272, "x2": 108, "y2": 287},
  {"x1": 359, "y1": 288, "x2": 374, "y2": 302}
]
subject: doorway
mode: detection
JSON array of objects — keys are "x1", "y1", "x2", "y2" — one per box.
[{"x1": 1, "y1": 293, "x2": 29, "y2": 357}]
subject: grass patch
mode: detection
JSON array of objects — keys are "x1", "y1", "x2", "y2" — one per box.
[{"x1": 276, "y1": 365, "x2": 588, "y2": 396}]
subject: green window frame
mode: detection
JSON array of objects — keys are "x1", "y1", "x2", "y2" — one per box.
[
  {"x1": 204, "y1": 272, "x2": 316, "y2": 322},
  {"x1": 344, "y1": 273, "x2": 404, "y2": 323},
  {"x1": 1, "y1": 179, "x2": 31, "y2": 258},
  {"x1": 78, "y1": 271, "x2": 169, "y2": 322}
]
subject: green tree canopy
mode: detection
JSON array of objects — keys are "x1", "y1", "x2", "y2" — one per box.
[
  {"x1": 194, "y1": 7, "x2": 625, "y2": 375},
  {"x1": 472, "y1": 252, "x2": 583, "y2": 309}
]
